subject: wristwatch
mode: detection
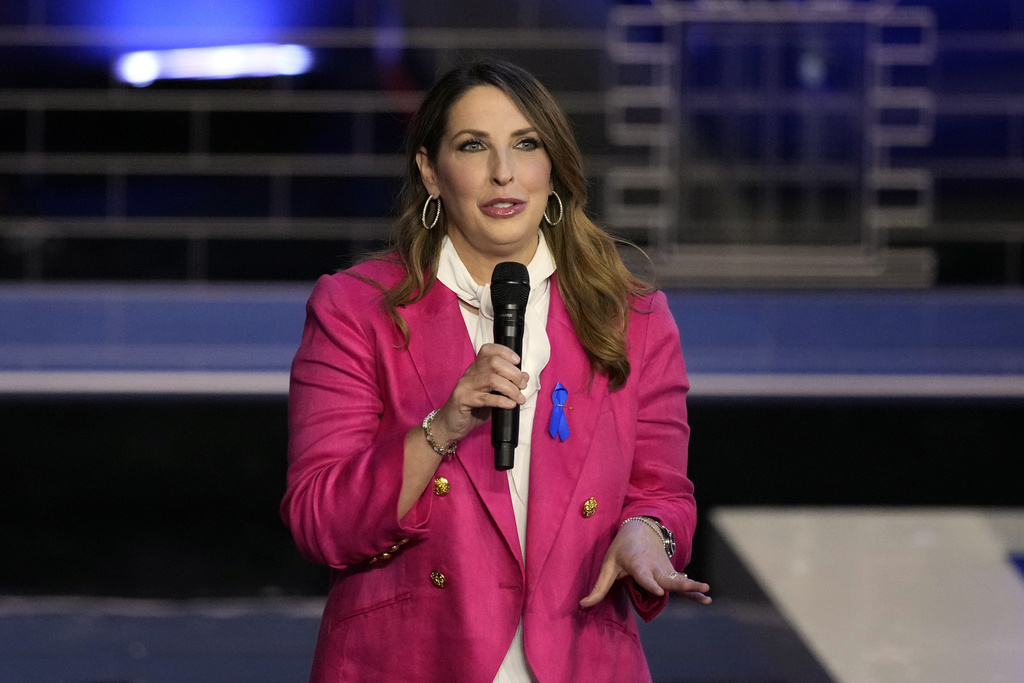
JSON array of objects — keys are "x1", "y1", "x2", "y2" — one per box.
[{"x1": 654, "y1": 519, "x2": 676, "y2": 559}]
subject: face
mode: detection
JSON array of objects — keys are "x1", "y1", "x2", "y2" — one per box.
[{"x1": 417, "y1": 85, "x2": 552, "y2": 283}]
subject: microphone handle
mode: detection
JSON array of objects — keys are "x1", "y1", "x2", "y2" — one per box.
[{"x1": 493, "y1": 304, "x2": 525, "y2": 471}]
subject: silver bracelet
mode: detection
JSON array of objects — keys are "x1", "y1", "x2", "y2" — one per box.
[
  {"x1": 621, "y1": 515, "x2": 662, "y2": 540},
  {"x1": 621, "y1": 515, "x2": 676, "y2": 558},
  {"x1": 422, "y1": 409, "x2": 457, "y2": 456}
]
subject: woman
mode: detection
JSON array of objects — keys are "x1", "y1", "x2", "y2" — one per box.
[{"x1": 282, "y1": 59, "x2": 710, "y2": 683}]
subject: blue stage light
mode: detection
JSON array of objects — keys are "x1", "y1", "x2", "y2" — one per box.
[
  {"x1": 114, "y1": 44, "x2": 314, "y2": 87},
  {"x1": 73, "y1": 0, "x2": 291, "y2": 31}
]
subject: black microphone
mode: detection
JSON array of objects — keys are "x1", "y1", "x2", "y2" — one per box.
[{"x1": 490, "y1": 261, "x2": 530, "y2": 471}]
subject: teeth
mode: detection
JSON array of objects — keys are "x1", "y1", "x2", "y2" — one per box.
[{"x1": 493, "y1": 202, "x2": 514, "y2": 208}]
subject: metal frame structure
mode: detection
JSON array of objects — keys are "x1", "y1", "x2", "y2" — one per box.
[
  {"x1": 2, "y1": 1, "x2": 1024, "y2": 286},
  {"x1": 606, "y1": 0, "x2": 938, "y2": 286},
  {"x1": 0, "y1": 26, "x2": 606, "y2": 279}
]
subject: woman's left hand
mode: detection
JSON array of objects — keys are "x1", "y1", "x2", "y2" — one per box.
[{"x1": 579, "y1": 518, "x2": 711, "y2": 608}]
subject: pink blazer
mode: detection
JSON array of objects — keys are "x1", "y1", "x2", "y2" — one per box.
[{"x1": 282, "y1": 258, "x2": 695, "y2": 683}]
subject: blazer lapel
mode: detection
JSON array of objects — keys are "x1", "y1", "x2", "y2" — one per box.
[
  {"x1": 525, "y1": 280, "x2": 608, "y2": 590},
  {"x1": 403, "y1": 280, "x2": 524, "y2": 568},
  {"x1": 403, "y1": 282, "x2": 473, "y2": 409}
]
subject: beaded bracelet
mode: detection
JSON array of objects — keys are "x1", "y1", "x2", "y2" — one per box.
[
  {"x1": 621, "y1": 515, "x2": 662, "y2": 541},
  {"x1": 622, "y1": 515, "x2": 675, "y2": 558},
  {"x1": 422, "y1": 409, "x2": 458, "y2": 456}
]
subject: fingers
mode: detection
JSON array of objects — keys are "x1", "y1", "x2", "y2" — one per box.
[
  {"x1": 682, "y1": 591, "x2": 713, "y2": 605},
  {"x1": 579, "y1": 559, "x2": 627, "y2": 608},
  {"x1": 662, "y1": 571, "x2": 713, "y2": 605},
  {"x1": 629, "y1": 566, "x2": 666, "y2": 598},
  {"x1": 431, "y1": 345, "x2": 530, "y2": 443},
  {"x1": 460, "y1": 344, "x2": 529, "y2": 409},
  {"x1": 579, "y1": 546, "x2": 714, "y2": 609},
  {"x1": 479, "y1": 343, "x2": 529, "y2": 394},
  {"x1": 578, "y1": 581, "x2": 610, "y2": 609},
  {"x1": 582, "y1": 574, "x2": 711, "y2": 609},
  {"x1": 480, "y1": 342, "x2": 523, "y2": 368}
]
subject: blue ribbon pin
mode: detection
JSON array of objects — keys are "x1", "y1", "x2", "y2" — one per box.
[{"x1": 549, "y1": 382, "x2": 571, "y2": 441}]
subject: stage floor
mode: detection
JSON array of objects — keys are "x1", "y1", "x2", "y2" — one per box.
[
  {"x1": 3, "y1": 508, "x2": 1020, "y2": 683},
  {"x1": 712, "y1": 507, "x2": 1024, "y2": 683}
]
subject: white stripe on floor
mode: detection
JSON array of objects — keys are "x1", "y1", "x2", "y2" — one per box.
[{"x1": 712, "y1": 508, "x2": 1024, "y2": 683}]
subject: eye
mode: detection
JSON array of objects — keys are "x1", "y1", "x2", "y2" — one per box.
[
  {"x1": 516, "y1": 137, "x2": 542, "y2": 151},
  {"x1": 458, "y1": 138, "x2": 485, "y2": 152}
]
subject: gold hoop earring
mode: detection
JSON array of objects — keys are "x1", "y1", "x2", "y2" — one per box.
[
  {"x1": 421, "y1": 195, "x2": 441, "y2": 230},
  {"x1": 543, "y1": 191, "x2": 563, "y2": 226}
]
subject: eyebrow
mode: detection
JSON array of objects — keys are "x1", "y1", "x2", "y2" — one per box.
[{"x1": 449, "y1": 127, "x2": 538, "y2": 142}]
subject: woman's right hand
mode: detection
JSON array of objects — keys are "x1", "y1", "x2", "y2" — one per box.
[
  {"x1": 428, "y1": 343, "x2": 529, "y2": 448},
  {"x1": 399, "y1": 343, "x2": 528, "y2": 519}
]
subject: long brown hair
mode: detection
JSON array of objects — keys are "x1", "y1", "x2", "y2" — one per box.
[{"x1": 371, "y1": 59, "x2": 652, "y2": 391}]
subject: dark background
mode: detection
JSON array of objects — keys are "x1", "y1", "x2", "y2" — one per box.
[{"x1": 2, "y1": 396, "x2": 1020, "y2": 598}]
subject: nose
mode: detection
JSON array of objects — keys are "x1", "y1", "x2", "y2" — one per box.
[{"x1": 491, "y1": 149, "x2": 513, "y2": 185}]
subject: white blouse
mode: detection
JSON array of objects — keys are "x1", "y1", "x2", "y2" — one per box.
[{"x1": 435, "y1": 232, "x2": 555, "y2": 683}]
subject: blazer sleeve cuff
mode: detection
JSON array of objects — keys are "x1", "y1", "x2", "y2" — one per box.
[{"x1": 625, "y1": 578, "x2": 670, "y2": 622}]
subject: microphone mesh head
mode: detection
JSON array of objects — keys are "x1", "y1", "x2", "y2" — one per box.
[{"x1": 490, "y1": 262, "x2": 530, "y2": 307}]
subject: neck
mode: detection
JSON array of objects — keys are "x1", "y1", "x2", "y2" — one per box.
[{"x1": 448, "y1": 236, "x2": 539, "y2": 285}]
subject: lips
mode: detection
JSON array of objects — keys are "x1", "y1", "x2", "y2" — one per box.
[{"x1": 480, "y1": 198, "x2": 526, "y2": 219}]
